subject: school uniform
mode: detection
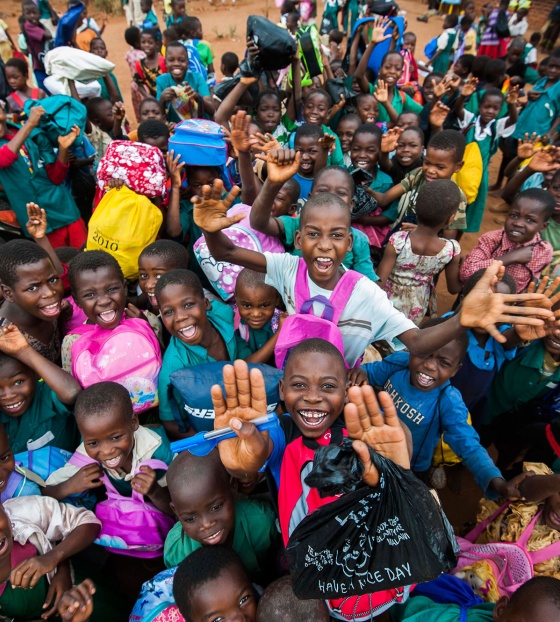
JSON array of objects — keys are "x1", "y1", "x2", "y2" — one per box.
[
  {"x1": 158, "y1": 301, "x2": 252, "y2": 429},
  {"x1": 163, "y1": 498, "x2": 277, "y2": 576},
  {"x1": 362, "y1": 351, "x2": 501, "y2": 493},
  {"x1": 374, "y1": 84, "x2": 423, "y2": 124},
  {"x1": 512, "y1": 77, "x2": 560, "y2": 140},
  {"x1": 352, "y1": 167, "x2": 394, "y2": 247},
  {"x1": 278, "y1": 215, "x2": 378, "y2": 281},
  {"x1": 432, "y1": 27, "x2": 457, "y2": 74},
  {"x1": 155, "y1": 71, "x2": 210, "y2": 123},
  {"x1": 1, "y1": 382, "x2": 78, "y2": 455}
]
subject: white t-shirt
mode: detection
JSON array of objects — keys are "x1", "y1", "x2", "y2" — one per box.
[
  {"x1": 264, "y1": 253, "x2": 416, "y2": 366},
  {"x1": 458, "y1": 110, "x2": 516, "y2": 141}
]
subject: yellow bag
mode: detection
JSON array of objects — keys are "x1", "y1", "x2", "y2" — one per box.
[
  {"x1": 87, "y1": 187, "x2": 163, "y2": 281},
  {"x1": 453, "y1": 142, "x2": 483, "y2": 205},
  {"x1": 432, "y1": 411, "x2": 473, "y2": 467}
]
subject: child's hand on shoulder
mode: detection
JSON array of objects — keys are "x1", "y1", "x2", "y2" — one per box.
[
  {"x1": 57, "y1": 579, "x2": 95, "y2": 622},
  {"x1": 166, "y1": 150, "x2": 185, "y2": 188},
  {"x1": 346, "y1": 368, "x2": 368, "y2": 387},
  {"x1": 25, "y1": 202, "x2": 47, "y2": 240},
  {"x1": 0, "y1": 325, "x2": 31, "y2": 357},
  {"x1": 132, "y1": 465, "x2": 158, "y2": 497},
  {"x1": 192, "y1": 179, "x2": 243, "y2": 232},
  {"x1": 381, "y1": 127, "x2": 402, "y2": 153},
  {"x1": 255, "y1": 148, "x2": 300, "y2": 185},
  {"x1": 58, "y1": 125, "x2": 81, "y2": 151},
  {"x1": 345, "y1": 386, "x2": 411, "y2": 487},
  {"x1": 27, "y1": 106, "x2": 46, "y2": 128}
]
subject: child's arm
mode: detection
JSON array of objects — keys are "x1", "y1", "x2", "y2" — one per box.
[
  {"x1": 0, "y1": 325, "x2": 81, "y2": 405},
  {"x1": 428, "y1": 101, "x2": 451, "y2": 134},
  {"x1": 374, "y1": 79, "x2": 399, "y2": 124},
  {"x1": 355, "y1": 18, "x2": 393, "y2": 95},
  {"x1": 44, "y1": 463, "x2": 104, "y2": 501},
  {"x1": 501, "y1": 146, "x2": 559, "y2": 204},
  {"x1": 131, "y1": 466, "x2": 174, "y2": 515},
  {"x1": 398, "y1": 261, "x2": 554, "y2": 354},
  {"x1": 215, "y1": 76, "x2": 258, "y2": 127},
  {"x1": 286, "y1": 55, "x2": 302, "y2": 122},
  {"x1": 519, "y1": 473, "x2": 560, "y2": 503},
  {"x1": 57, "y1": 580, "x2": 96, "y2": 622},
  {"x1": 347, "y1": 23, "x2": 364, "y2": 80},
  {"x1": 315, "y1": 132, "x2": 335, "y2": 175},
  {"x1": 369, "y1": 179, "x2": 406, "y2": 207},
  {"x1": 504, "y1": 85, "x2": 520, "y2": 128},
  {"x1": 25, "y1": 203, "x2": 64, "y2": 276},
  {"x1": 444, "y1": 246, "x2": 463, "y2": 295},
  {"x1": 165, "y1": 151, "x2": 185, "y2": 238},
  {"x1": 0, "y1": 107, "x2": 45, "y2": 164},
  {"x1": 250, "y1": 149, "x2": 301, "y2": 237},
  {"x1": 375, "y1": 239, "x2": 397, "y2": 287},
  {"x1": 228, "y1": 110, "x2": 261, "y2": 206},
  {"x1": 454, "y1": 76, "x2": 478, "y2": 122},
  {"x1": 194, "y1": 180, "x2": 267, "y2": 272},
  {"x1": 111, "y1": 102, "x2": 126, "y2": 138},
  {"x1": 102, "y1": 74, "x2": 122, "y2": 105}
]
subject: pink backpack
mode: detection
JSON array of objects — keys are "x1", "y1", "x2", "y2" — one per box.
[
  {"x1": 70, "y1": 317, "x2": 162, "y2": 413},
  {"x1": 274, "y1": 258, "x2": 362, "y2": 369},
  {"x1": 69, "y1": 453, "x2": 175, "y2": 559},
  {"x1": 453, "y1": 501, "x2": 560, "y2": 599}
]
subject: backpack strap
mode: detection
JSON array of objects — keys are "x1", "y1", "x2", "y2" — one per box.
[
  {"x1": 293, "y1": 258, "x2": 311, "y2": 312},
  {"x1": 513, "y1": 509, "x2": 560, "y2": 564},
  {"x1": 131, "y1": 458, "x2": 170, "y2": 502},
  {"x1": 463, "y1": 501, "x2": 513, "y2": 544},
  {"x1": 8, "y1": 92, "x2": 24, "y2": 109},
  {"x1": 31, "y1": 88, "x2": 39, "y2": 99}
]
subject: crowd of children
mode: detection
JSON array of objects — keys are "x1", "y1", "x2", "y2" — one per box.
[{"x1": 0, "y1": 0, "x2": 559, "y2": 620}]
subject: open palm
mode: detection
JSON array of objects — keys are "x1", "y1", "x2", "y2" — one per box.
[{"x1": 192, "y1": 180, "x2": 243, "y2": 232}]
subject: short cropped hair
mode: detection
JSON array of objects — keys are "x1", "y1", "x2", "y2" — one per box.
[
  {"x1": 428, "y1": 129, "x2": 465, "y2": 163},
  {"x1": 68, "y1": 251, "x2": 124, "y2": 297},
  {"x1": 154, "y1": 269, "x2": 204, "y2": 300},
  {"x1": 0, "y1": 241, "x2": 50, "y2": 288},
  {"x1": 74, "y1": 381, "x2": 133, "y2": 421},
  {"x1": 139, "y1": 240, "x2": 189, "y2": 270},
  {"x1": 138, "y1": 119, "x2": 170, "y2": 142},
  {"x1": 415, "y1": 179, "x2": 462, "y2": 228}
]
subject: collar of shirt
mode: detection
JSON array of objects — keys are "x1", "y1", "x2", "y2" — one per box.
[{"x1": 497, "y1": 228, "x2": 543, "y2": 251}]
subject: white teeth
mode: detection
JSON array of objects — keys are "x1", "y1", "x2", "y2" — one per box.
[
  {"x1": 3, "y1": 401, "x2": 23, "y2": 410},
  {"x1": 316, "y1": 258, "x2": 331, "y2": 263},
  {"x1": 99, "y1": 310, "x2": 117, "y2": 322},
  {"x1": 417, "y1": 372, "x2": 435, "y2": 386},
  {"x1": 104, "y1": 455, "x2": 121, "y2": 468},
  {"x1": 179, "y1": 325, "x2": 196, "y2": 338},
  {"x1": 299, "y1": 410, "x2": 328, "y2": 427}
]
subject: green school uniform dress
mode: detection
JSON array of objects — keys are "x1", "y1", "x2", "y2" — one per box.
[
  {"x1": 374, "y1": 84, "x2": 423, "y2": 124},
  {"x1": 155, "y1": 71, "x2": 210, "y2": 123},
  {"x1": 432, "y1": 28, "x2": 457, "y2": 74},
  {"x1": 278, "y1": 215, "x2": 379, "y2": 281},
  {"x1": 163, "y1": 498, "x2": 278, "y2": 577},
  {"x1": 542, "y1": 218, "x2": 560, "y2": 277},
  {"x1": 0, "y1": 126, "x2": 80, "y2": 235},
  {"x1": 1, "y1": 381, "x2": 78, "y2": 454},
  {"x1": 158, "y1": 301, "x2": 252, "y2": 428},
  {"x1": 513, "y1": 77, "x2": 560, "y2": 140}
]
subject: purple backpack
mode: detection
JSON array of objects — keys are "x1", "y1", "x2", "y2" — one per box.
[
  {"x1": 70, "y1": 317, "x2": 161, "y2": 413},
  {"x1": 274, "y1": 258, "x2": 362, "y2": 369},
  {"x1": 69, "y1": 453, "x2": 175, "y2": 558}
]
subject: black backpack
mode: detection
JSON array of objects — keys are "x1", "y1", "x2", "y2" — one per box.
[{"x1": 495, "y1": 9, "x2": 510, "y2": 39}]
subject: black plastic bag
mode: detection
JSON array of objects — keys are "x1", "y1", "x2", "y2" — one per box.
[
  {"x1": 286, "y1": 439, "x2": 457, "y2": 599},
  {"x1": 367, "y1": 0, "x2": 399, "y2": 16},
  {"x1": 247, "y1": 16, "x2": 297, "y2": 72},
  {"x1": 325, "y1": 78, "x2": 356, "y2": 107},
  {"x1": 495, "y1": 10, "x2": 510, "y2": 39}
]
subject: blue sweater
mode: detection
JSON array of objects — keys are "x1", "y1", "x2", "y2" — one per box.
[{"x1": 362, "y1": 351, "x2": 501, "y2": 495}]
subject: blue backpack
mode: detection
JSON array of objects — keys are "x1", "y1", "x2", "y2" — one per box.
[
  {"x1": 168, "y1": 361, "x2": 283, "y2": 433},
  {"x1": 169, "y1": 119, "x2": 227, "y2": 167},
  {"x1": 347, "y1": 16, "x2": 405, "y2": 74},
  {"x1": 424, "y1": 36, "x2": 439, "y2": 60}
]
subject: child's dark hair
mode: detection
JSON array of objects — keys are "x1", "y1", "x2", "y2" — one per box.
[
  {"x1": 380, "y1": 50, "x2": 403, "y2": 66},
  {"x1": 455, "y1": 54, "x2": 474, "y2": 73},
  {"x1": 353, "y1": 123, "x2": 382, "y2": 145},
  {"x1": 422, "y1": 317, "x2": 468, "y2": 361},
  {"x1": 337, "y1": 112, "x2": 361, "y2": 128},
  {"x1": 471, "y1": 55, "x2": 490, "y2": 80},
  {"x1": 400, "y1": 125, "x2": 424, "y2": 143},
  {"x1": 460, "y1": 14, "x2": 474, "y2": 28},
  {"x1": 173, "y1": 547, "x2": 251, "y2": 619},
  {"x1": 138, "y1": 119, "x2": 170, "y2": 142},
  {"x1": 235, "y1": 268, "x2": 272, "y2": 292},
  {"x1": 165, "y1": 40, "x2": 187, "y2": 55},
  {"x1": 508, "y1": 576, "x2": 560, "y2": 610},
  {"x1": 55, "y1": 246, "x2": 81, "y2": 264},
  {"x1": 512, "y1": 188, "x2": 556, "y2": 221},
  {"x1": 139, "y1": 97, "x2": 163, "y2": 115},
  {"x1": 415, "y1": 179, "x2": 461, "y2": 228},
  {"x1": 256, "y1": 576, "x2": 330, "y2": 622},
  {"x1": 163, "y1": 27, "x2": 179, "y2": 43},
  {"x1": 68, "y1": 250, "x2": 124, "y2": 297},
  {"x1": 445, "y1": 14, "x2": 459, "y2": 28},
  {"x1": 179, "y1": 16, "x2": 201, "y2": 38},
  {"x1": 255, "y1": 89, "x2": 281, "y2": 111},
  {"x1": 75, "y1": 381, "x2": 133, "y2": 422},
  {"x1": 86, "y1": 97, "x2": 110, "y2": 120},
  {"x1": 0, "y1": 240, "x2": 50, "y2": 288},
  {"x1": 167, "y1": 449, "x2": 228, "y2": 499},
  {"x1": 355, "y1": 93, "x2": 378, "y2": 108},
  {"x1": 530, "y1": 32, "x2": 541, "y2": 46},
  {"x1": 124, "y1": 26, "x2": 141, "y2": 47},
  {"x1": 139, "y1": 240, "x2": 189, "y2": 270},
  {"x1": 312, "y1": 165, "x2": 355, "y2": 194},
  {"x1": 5, "y1": 58, "x2": 29, "y2": 77},
  {"x1": 154, "y1": 269, "x2": 204, "y2": 300},
  {"x1": 221, "y1": 51, "x2": 239, "y2": 74},
  {"x1": 281, "y1": 177, "x2": 301, "y2": 203},
  {"x1": 396, "y1": 111, "x2": 420, "y2": 126},
  {"x1": 329, "y1": 30, "x2": 345, "y2": 44},
  {"x1": 424, "y1": 71, "x2": 444, "y2": 85},
  {"x1": 89, "y1": 37, "x2": 105, "y2": 51},
  {"x1": 141, "y1": 28, "x2": 159, "y2": 43},
  {"x1": 403, "y1": 31, "x2": 416, "y2": 42},
  {"x1": 484, "y1": 59, "x2": 506, "y2": 85},
  {"x1": 287, "y1": 337, "x2": 346, "y2": 369},
  {"x1": 294, "y1": 123, "x2": 323, "y2": 144},
  {"x1": 462, "y1": 268, "x2": 516, "y2": 298},
  {"x1": 428, "y1": 129, "x2": 466, "y2": 163},
  {"x1": 480, "y1": 87, "x2": 504, "y2": 104},
  {"x1": 304, "y1": 88, "x2": 332, "y2": 106}
]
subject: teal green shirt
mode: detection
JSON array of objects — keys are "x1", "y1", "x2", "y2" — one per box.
[
  {"x1": 285, "y1": 119, "x2": 345, "y2": 167},
  {"x1": 278, "y1": 215, "x2": 379, "y2": 282},
  {"x1": 484, "y1": 340, "x2": 560, "y2": 424},
  {"x1": 156, "y1": 71, "x2": 211, "y2": 123},
  {"x1": 158, "y1": 301, "x2": 252, "y2": 424},
  {"x1": 375, "y1": 85, "x2": 423, "y2": 123},
  {"x1": 96, "y1": 72, "x2": 123, "y2": 102},
  {"x1": 238, "y1": 320, "x2": 274, "y2": 354},
  {"x1": 390, "y1": 595, "x2": 494, "y2": 622},
  {"x1": 164, "y1": 498, "x2": 278, "y2": 577},
  {"x1": 1, "y1": 381, "x2": 78, "y2": 454}
]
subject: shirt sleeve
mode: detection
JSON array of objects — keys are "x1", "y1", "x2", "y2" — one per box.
[
  {"x1": 402, "y1": 93, "x2": 423, "y2": 115},
  {"x1": 0, "y1": 144, "x2": 19, "y2": 169},
  {"x1": 189, "y1": 72, "x2": 210, "y2": 97},
  {"x1": 45, "y1": 159, "x2": 70, "y2": 185},
  {"x1": 362, "y1": 352, "x2": 410, "y2": 387},
  {"x1": 528, "y1": 240, "x2": 553, "y2": 278},
  {"x1": 155, "y1": 74, "x2": 168, "y2": 100},
  {"x1": 263, "y1": 252, "x2": 299, "y2": 297},
  {"x1": 278, "y1": 215, "x2": 299, "y2": 246},
  {"x1": 496, "y1": 116, "x2": 515, "y2": 138},
  {"x1": 457, "y1": 109, "x2": 475, "y2": 130},
  {"x1": 440, "y1": 387, "x2": 502, "y2": 495},
  {"x1": 350, "y1": 229, "x2": 378, "y2": 281},
  {"x1": 437, "y1": 31, "x2": 449, "y2": 51}
]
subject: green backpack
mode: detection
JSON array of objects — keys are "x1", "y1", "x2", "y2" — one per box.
[{"x1": 24, "y1": 95, "x2": 87, "y2": 147}]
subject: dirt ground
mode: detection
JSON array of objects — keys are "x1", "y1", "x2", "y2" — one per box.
[{"x1": 1, "y1": 0, "x2": 521, "y2": 528}]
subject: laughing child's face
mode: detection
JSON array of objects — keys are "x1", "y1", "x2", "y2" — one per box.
[
  {"x1": 295, "y1": 135, "x2": 320, "y2": 179},
  {"x1": 166, "y1": 45, "x2": 189, "y2": 83},
  {"x1": 378, "y1": 52, "x2": 404, "y2": 88},
  {"x1": 139, "y1": 255, "x2": 178, "y2": 311},
  {"x1": 157, "y1": 282, "x2": 211, "y2": 347},
  {"x1": 303, "y1": 92, "x2": 330, "y2": 126},
  {"x1": 336, "y1": 116, "x2": 361, "y2": 154},
  {"x1": 235, "y1": 282, "x2": 277, "y2": 331},
  {"x1": 422, "y1": 146, "x2": 463, "y2": 182},
  {"x1": 294, "y1": 201, "x2": 353, "y2": 290},
  {"x1": 504, "y1": 197, "x2": 549, "y2": 246},
  {"x1": 170, "y1": 465, "x2": 235, "y2": 547},
  {"x1": 0, "y1": 358, "x2": 38, "y2": 421},
  {"x1": 279, "y1": 349, "x2": 347, "y2": 439},
  {"x1": 350, "y1": 131, "x2": 380, "y2": 173},
  {"x1": 396, "y1": 129, "x2": 423, "y2": 168},
  {"x1": 79, "y1": 406, "x2": 138, "y2": 473},
  {"x1": 408, "y1": 339, "x2": 463, "y2": 392},
  {"x1": 422, "y1": 76, "x2": 442, "y2": 103},
  {"x1": 73, "y1": 266, "x2": 126, "y2": 331},
  {"x1": 1, "y1": 259, "x2": 64, "y2": 323},
  {"x1": 356, "y1": 95, "x2": 379, "y2": 125}
]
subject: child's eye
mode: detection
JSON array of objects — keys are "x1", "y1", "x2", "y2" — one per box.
[
  {"x1": 0, "y1": 453, "x2": 12, "y2": 463},
  {"x1": 139, "y1": 273, "x2": 148, "y2": 280},
  {"x1": 163, "y1": 309, "x2": 173, "y2": 316},
  {"x1": 211, "y1": 616, "x2": 224, "y2": 622},
  {"x1": 292, "y1": 382, "x2": 305, "y2": 388},
  {"x1": 241, "y1": 303, "x2": 251, "y2": 309},
  {"x1": 13, "y1": 379, "x2": 24, "y2": 386},
  {"x1": 184, "y1": 302, "x2": 194, "y2": 309},
  {"x1": 184, "y1": 515, "x2": 196, "y2": 523},
  {"x1": 111, "y1": 435, "x2": 123, "y2": 441},
  {"x1": 48, "y1": 277, "x2": 60, "y2": 284},
  {"x1": 27, "y1": 286, "x2": 38, "y2": 292},
  {"x1": 239, "y1": 594, "x2": 252, "y2": 606},
  {"x1": 86, "y1": 441, "x2": 99, "y2": 448},
  {"x1": 211, "y1": 503, "x2": 223, "y2": 512}
]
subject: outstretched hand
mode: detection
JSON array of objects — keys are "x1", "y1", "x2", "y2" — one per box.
[
  {"x1": 0, "y1": 324, "x2": 31, "y2": 357},
  {"x1": 515, "y1": 276, "x2": 560, "y2": 341},
  {"x1": 374, "y1": 79, "x2": 389, "y2": 103},
  {"x1": 345, "y1": 386, "x2": 411, "y2": 487},
  {"x1": 381, "y1": 127, "x2": 402, "y2": 153},
  {"x1": 25, "y1": 202, "x2": 48, "y2": 239},
  {"x1": 251, "y1": 132, "x2": 281, "y2": 154},
  {"x1": 517, "y1": 132, "x2": 541, "y2": 160},
  {"x1": 211, "y1": 360, "x2": 271, "y2": 475},
  {"x1": 459, "y1": 261, "x2": 554, "y2": 343},
  {"x1": 228, "y1": 110, "x2": 257, "y2": 154},
  {"x1": 369, "y1": 16, "x2": 393, "y2": 45},
  {"x1": 429, "y1": 101, "x2": 450, "y2": 129},
  {"x1": 192, "y1": 179, "x2": 243, "y2": 232},
  {"x1": 254, "y1": 148, "x2": 301, "y2": 185},
  {"x1": 57, "y1": 579, "x2": 96, "y2": 622}
]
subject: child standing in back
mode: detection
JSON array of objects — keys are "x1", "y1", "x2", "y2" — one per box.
[
  {"x1": 5, "y1": 58, "x2": 46, "y2": 118},
  {"x1": 428, "y1": 14, "x2": 459, "y2": 74},
  {"x1": 19, "y1": 1, "x2": 52, "y2": 91},
  {"x1": 134, "y1": 28, "x2": 166, "y2": 98},
  {"x1": 335, "y1": 113, "x2": 361, "y2": 167},
  {"x1": 377, "y1": 180, "x2": 462, "y2": 325}
]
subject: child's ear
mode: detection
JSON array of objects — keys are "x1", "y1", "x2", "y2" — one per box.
[
  {"x1": 204, "y1": 297, "x2": 211, "y2": 311},
  {"x1": 450, "y1": 362, "x2": 462, "y2": 379},
  {"x1": 0, "y1": 284, "x2": 14, "y2": 303},
  {"x1": 131, "y1": 414, "x2": 140, "y2": 432},
  {"x1": 169, "y1": 501, "x2": 177, "y2": 518},
  {"x1": 288, "y1": 202, "x2": 298, "y2": 215},
  {"x1": 278, "y1": 378, "x2": 285, "y2": 402},
  {"x1": 493, "y1": 596, "x2": 509, "y2": 621},
  {"x1": 346, "y1": 230, "x2": 354, "y2": 253},
  {"x1": 445, "y1": 211, "x2": 457, "y2": 227},
  {"x1": 294, "y1": 229, "x2": 302, "y2": 251},
  {"x1": 453, "y1": 160, "x2": 464, "y2": 174}
]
